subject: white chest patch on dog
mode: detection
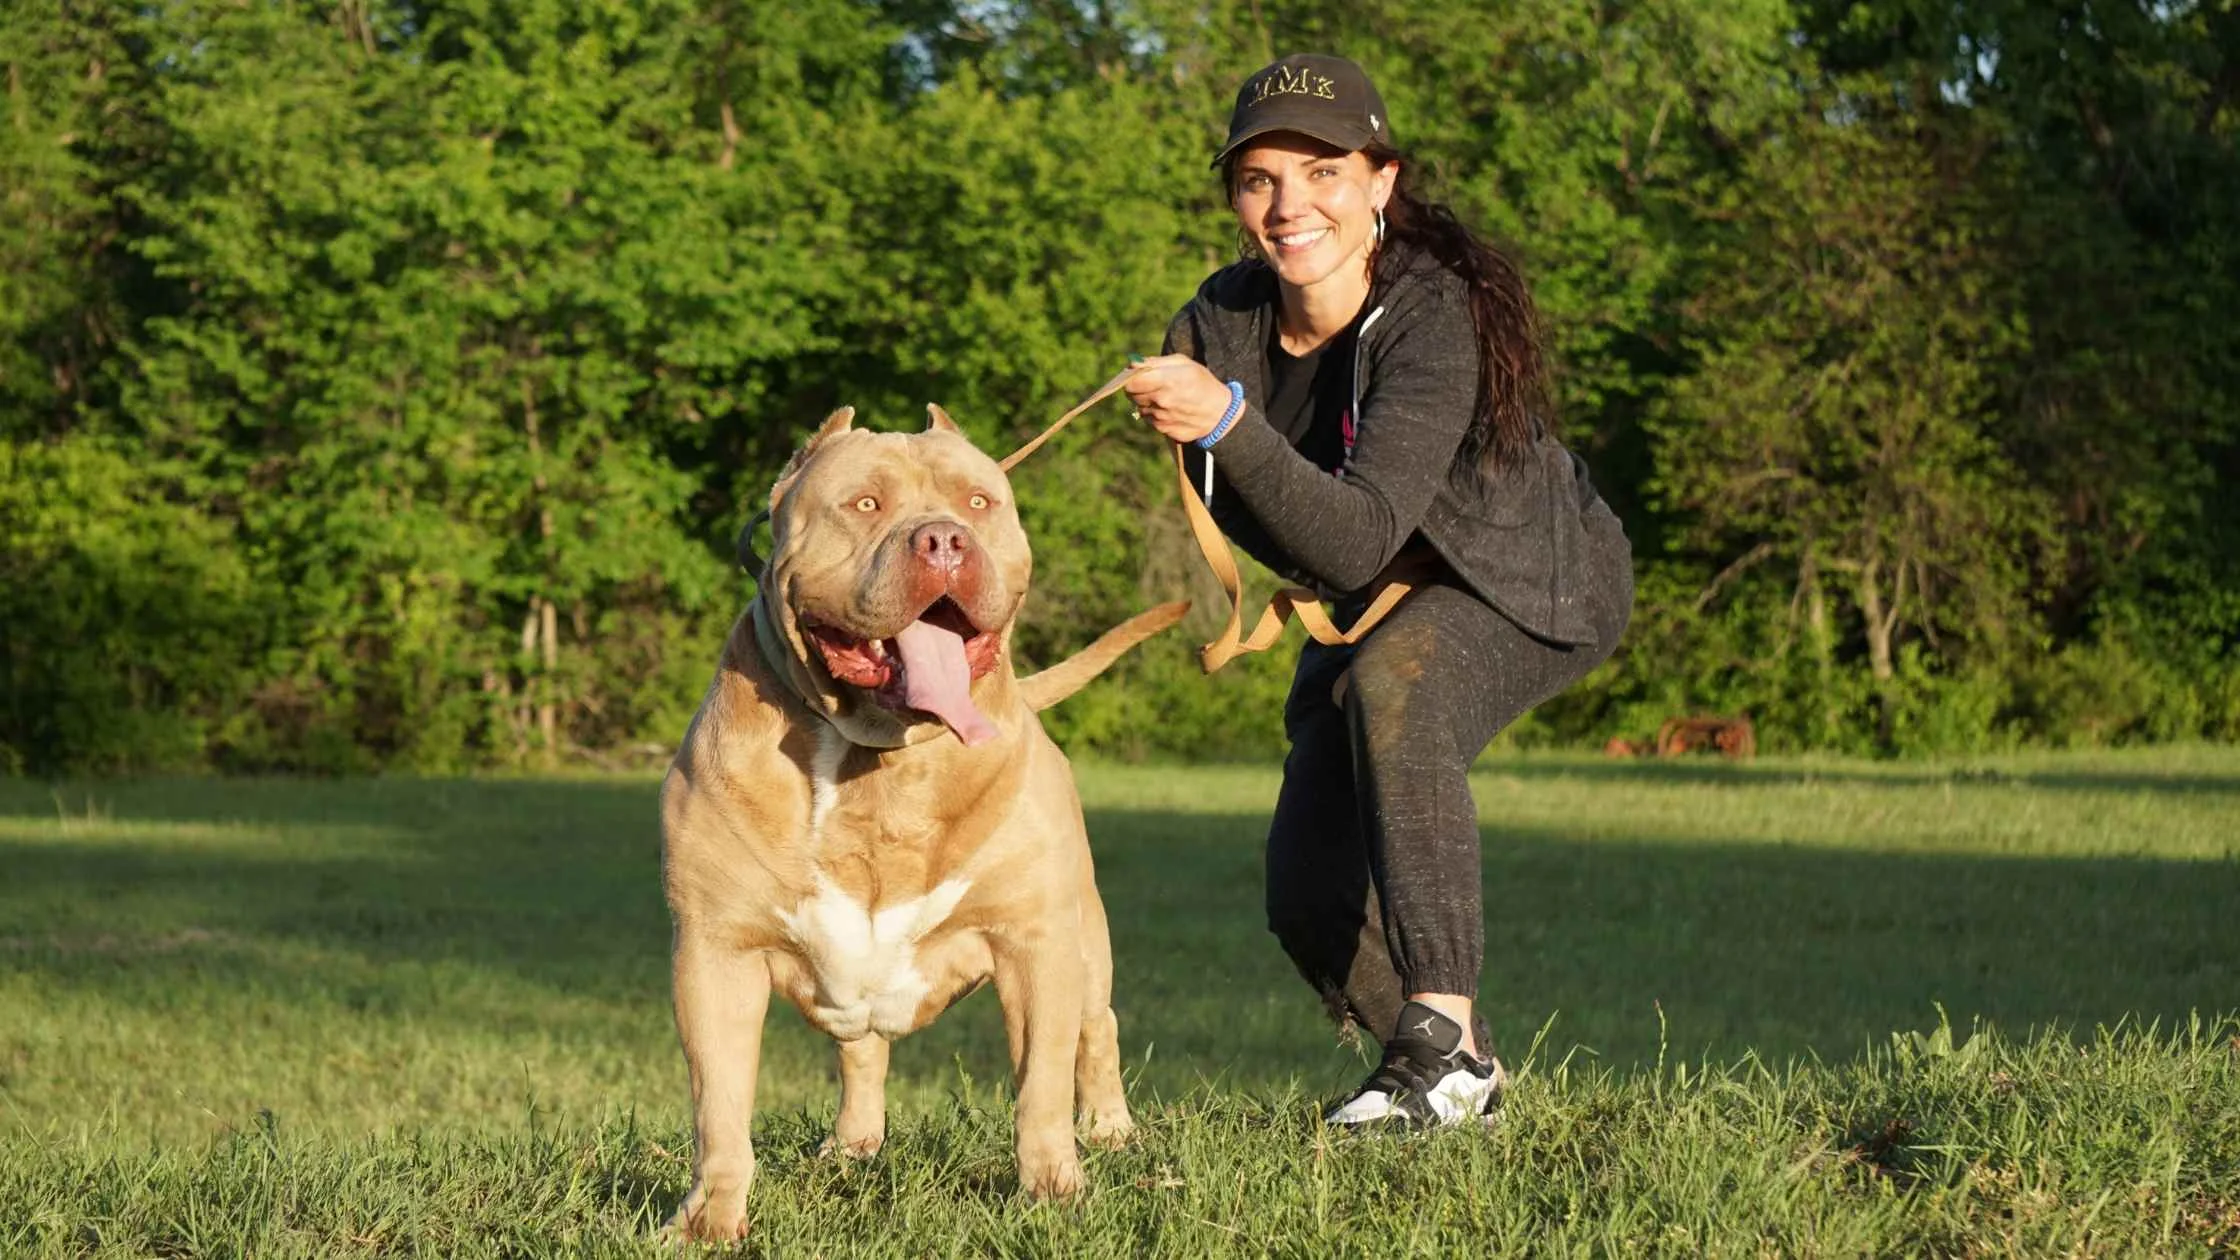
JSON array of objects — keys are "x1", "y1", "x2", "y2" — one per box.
[{"x1": 779, "y1": 876, "x2": 972, "y2": 1039}]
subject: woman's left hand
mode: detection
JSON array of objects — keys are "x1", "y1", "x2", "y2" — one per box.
[{"x1": 1122, "y1": 355, "x2": 1234, "y2": 445}]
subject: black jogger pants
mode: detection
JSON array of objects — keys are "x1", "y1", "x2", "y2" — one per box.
[{"x1": 1263, "y1": 519, "x2": 1633, "y2": 1050}]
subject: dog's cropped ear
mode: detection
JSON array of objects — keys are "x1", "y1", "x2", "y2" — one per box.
[
  {"x1": 794, "y1": 406, "x2": 857, "y2": 464},
  {"x1": 771, "y1": 406, "x2": 857, "y2": 497},
  {"x1": 925, "y1": 403, "x2": 960, "y2": 434},
  {"x1": 756, "y1": 406, "x2": 861, "y2": 581},
  {"x1": 812, "y1": 406, "x2": 857, "y2": 444}
]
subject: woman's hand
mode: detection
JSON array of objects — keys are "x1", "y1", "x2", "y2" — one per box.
[{"x1": 1122, "y1": 355, "x2": 1234, "y2": 445}]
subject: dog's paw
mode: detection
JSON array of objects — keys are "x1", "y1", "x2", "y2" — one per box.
[
  {"x1": 815, "y1": 1131, "x2": 884, "y2": 1160},
  {"x1": 664, "y1": 1181, "x2": 750, "y2": 1244},
  {"x1": 1018, "y1": 1149, "x2": 1085, "y2": 1200},
  {"x1": 1080, "y1": 1112, "x2": 1135, "y2": 1150}
]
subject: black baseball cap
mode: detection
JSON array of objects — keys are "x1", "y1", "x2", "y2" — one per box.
[{"x1": 1213, "y1": 53, "x2": 1393, "y2": 167}]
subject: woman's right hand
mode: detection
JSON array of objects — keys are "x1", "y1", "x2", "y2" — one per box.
[{"x1": 1122, "y1": 355, "x2": 1234, "y2": 446}]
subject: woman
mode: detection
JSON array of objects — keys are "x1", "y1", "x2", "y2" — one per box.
[{"x1": 1123, "y1": 53, "x2": 1634, "y2": 1128}]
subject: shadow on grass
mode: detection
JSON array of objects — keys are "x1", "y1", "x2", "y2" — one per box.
[
  {"x1": 1478, "y1": 755, "x2": 2240, "y2": 797},
  {"x1": 1, "y1": 777, "x2": 672, "y2": 1004},
  {"x1": 1, "y1": 776, "x2": 2235, "y2": 1098}
]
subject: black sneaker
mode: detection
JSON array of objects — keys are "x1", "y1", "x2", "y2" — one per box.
[{"x1": 1324, "y1": 1000, "x2": 1507, "y2": 1128}]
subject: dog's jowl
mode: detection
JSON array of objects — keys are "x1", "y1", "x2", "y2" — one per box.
[{"x1": 659, "y1": 405, "x2": 1182, "y2": 1242}]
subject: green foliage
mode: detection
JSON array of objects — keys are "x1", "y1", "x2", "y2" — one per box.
[
  {"x1": 1649, "y1": 89, "x2": 2052, "y2": 740},
  {"x1": 0, "y1": 3, "x2": 138, "y2": 440},
  {"x1": 2, "y1": 0, "x2": 2235, "y2": 771},
  {"x1": 0, "y1": 439, "x2": 263, "y2": 775}
]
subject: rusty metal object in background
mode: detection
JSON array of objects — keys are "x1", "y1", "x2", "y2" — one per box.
[
  {"x1": 1654, "y1": 714, "x2": 1756, "y2": 760},
  {"x1": 1602, "y1": 715, "x2": 1756, "y2": 760}
]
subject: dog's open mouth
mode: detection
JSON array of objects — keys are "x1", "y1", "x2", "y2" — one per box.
[{"x1": 802, "y1": 598, "x2": 1001, "y2": 745}]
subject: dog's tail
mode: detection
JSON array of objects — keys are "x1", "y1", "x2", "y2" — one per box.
[{"x1": 1017, "y1": 601, "x2": 1190, "y2": 712}]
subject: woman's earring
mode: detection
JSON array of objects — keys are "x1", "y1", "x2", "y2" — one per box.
[
  {"x1": 1374, "y1": 208, "x2": 1387, "y2": 247},
  {"x1": 1238, "y1": 228, "x2": 1262, "y2": 262}
]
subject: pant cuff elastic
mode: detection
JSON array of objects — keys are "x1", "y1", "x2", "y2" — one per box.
[{"x1": 1396, "y1": 964, "x2": 1479, "y2": 1000}]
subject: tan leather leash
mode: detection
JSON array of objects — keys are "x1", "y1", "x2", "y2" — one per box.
[{"x1": 1000, "y1": 363, "x2": 1416, "y2": 673}]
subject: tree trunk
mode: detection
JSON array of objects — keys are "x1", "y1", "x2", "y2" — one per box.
[
  {"x1": 1858, "y1": 558, "x2": 1894, "y2": 683},
  {"x1": 538, "y1": 596, "x2": 558, "y2": 764},
  {"x1": 522, "y1": 374, "x2": 559, "y2": 768},
  {"x1": 1803, "y1": 555, "x2": 1838, "y2": 742},
  {"x1": 1856, "y1": 556, "x2": 1899, "y2": 746}
]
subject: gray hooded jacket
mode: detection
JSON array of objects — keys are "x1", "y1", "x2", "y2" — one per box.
[{"x1": 1165, "y1": 247, "x2": 1626, "y2": 648}]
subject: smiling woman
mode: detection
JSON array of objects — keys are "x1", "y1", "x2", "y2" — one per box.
[{"x1": 1121, "y1": 53, "x2": 1637, "y2": 1133}]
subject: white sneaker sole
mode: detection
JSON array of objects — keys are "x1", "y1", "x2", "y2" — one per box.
[{"x1": 1325, "y1": 1056, "x2": 1508, "y2": 1128}]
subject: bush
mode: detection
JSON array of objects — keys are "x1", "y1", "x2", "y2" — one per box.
[
  {"x1": 0, "y1": 439, "x2": 265, "y2": 774},
  {"x1": 1884, "y1": 645, "x2": 2018, "y2": 757}
]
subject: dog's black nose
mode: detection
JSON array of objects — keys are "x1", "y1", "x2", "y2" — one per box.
[{"x1": 910, "y1": 521, "x2": 973, "y2": 572}]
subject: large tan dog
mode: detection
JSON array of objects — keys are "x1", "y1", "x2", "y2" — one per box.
[{"x1": 660, "y1": 405, "x2": 1182, "y2": 1241}]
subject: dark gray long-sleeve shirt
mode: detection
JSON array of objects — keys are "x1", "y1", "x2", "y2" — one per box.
[{"x1": 1164, "y1": 247, "x2": 1626, "y2": 647}]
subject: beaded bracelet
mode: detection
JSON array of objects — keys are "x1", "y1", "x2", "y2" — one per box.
[{"x1": 1195, "y1": 381, "x2": 1246, "y2": 450}]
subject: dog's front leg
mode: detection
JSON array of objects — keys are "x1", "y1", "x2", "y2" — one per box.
[
  {"x1": 667, "y1": 930, "x2": 771, "y2": 1242},
  {"x1": 821, "y1": 1036, "x2": 889, "y2": 1158},
  {"x1": 992, "y1": 931, "x2": 1086, "y2": 1199}
]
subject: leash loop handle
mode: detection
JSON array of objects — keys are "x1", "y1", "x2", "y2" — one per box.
[
  {"x1": 1168, "y1": 443, "x2": 1414, "y2": 671},
  {"x1": 995, "y1": 362, "x2": 1415, "y2": 673}
]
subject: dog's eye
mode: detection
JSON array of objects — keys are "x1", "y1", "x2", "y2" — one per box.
[
  {"x1": 854, "y1": 496, "x2": 879, "y2": 513},
  {"x1": 968, "y1": 493, "x2": 990, "y2": 511}
]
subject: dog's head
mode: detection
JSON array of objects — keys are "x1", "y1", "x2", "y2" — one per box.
[{"x1": 756, "y1": 406, "x2": 1031, "y2": 749}]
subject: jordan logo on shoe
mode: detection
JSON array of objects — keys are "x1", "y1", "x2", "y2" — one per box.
[{"x1": 1411, "y1": 1016, "x2": 1438, "y2": 1040}]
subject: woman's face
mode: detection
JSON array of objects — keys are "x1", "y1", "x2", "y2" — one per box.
[{"x1": 1230, "y1": 135, "x2": 1398, "y2": 293}]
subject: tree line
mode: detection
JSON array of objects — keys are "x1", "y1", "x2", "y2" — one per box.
[{"x1": 4, "y1": 0, "x2": 2235, "y2": 774}]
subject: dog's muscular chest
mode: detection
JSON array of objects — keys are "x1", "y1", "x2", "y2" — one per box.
[
  {"x1": 778, "y1": 874, "x2": 973, "y2": 1039},
  {"x1": 775, "y1": 727, "x2": 990, "y2": 1040}
]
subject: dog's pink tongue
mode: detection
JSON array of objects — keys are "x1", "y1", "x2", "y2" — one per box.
[{"x1": 894, "y1": 619, "x2": 997, "y2": 746}]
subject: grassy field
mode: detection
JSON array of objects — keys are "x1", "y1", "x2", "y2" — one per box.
[{"x1": 2, "y1": 747, "x2": 2237, "y2": 1255}]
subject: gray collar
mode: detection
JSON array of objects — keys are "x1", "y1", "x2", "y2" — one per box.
[{"x1": 748, "y1": 594, "x2": 821, "y2": 720}]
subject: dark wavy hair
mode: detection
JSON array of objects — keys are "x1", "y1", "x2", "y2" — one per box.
[{"x1": 1224, "y1": 142, "x2": 1550, "y2": 475}]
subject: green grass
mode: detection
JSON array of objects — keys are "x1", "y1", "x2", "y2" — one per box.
[{"x1": 3, "y1": 748, "x2": 2237, "y2": 1255}]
